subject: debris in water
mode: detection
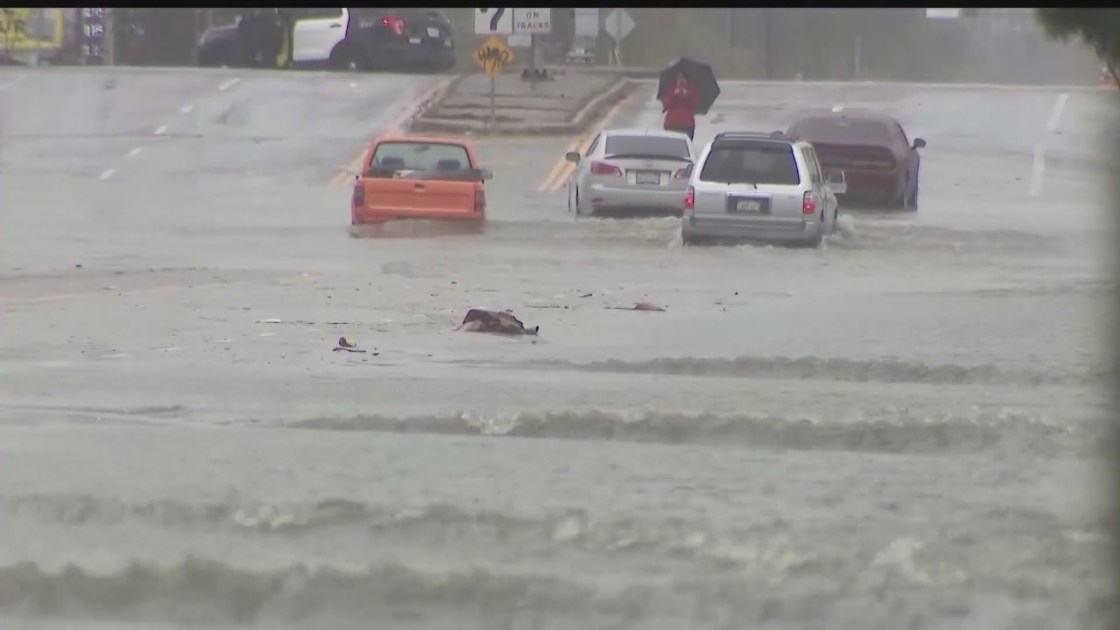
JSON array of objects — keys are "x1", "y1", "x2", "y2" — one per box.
[
  {"x1": 333, "y1": 336, "x2": 375, "y2": 354},
  {"x1": 607, "y1": 302, "x2": 666, "y2": 312},
  {"x1": 455, "y1": 308, "x2": 539, "y2": 336},
  {"x1": 257, "y1": 318, "x2": 283, "y2": 324}
]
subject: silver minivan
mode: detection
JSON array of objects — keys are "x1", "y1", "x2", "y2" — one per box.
[{"x1": 681, "y1": 132, "x2": 847, "y2": 247}]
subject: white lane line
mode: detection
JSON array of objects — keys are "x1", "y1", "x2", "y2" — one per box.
[
  {"x1": 1046, "y1": 92, "x2": 1068, "y2": 133},
  {"x1": 99, "y1": 168, "x2": 116, "y2": 181},
  {"x1": 153, "y1": 124, "x2": 167, "y2": 136},
  {"x1": 1028, "y1": 146, "x2": 1045, "y2": 198},
  {"x1": 0, "y1": 74, "x2": 27, "y2": 91},
  {"x1": 127, "y1": 147, "x2": 142, "y2": 158},
  {"x1": 180, "y1": 104, "x2": 195, "y2": 114},
  {"x1": 1028, "y1": 92, "x2": 1068, "y2": 198},
  {"x1": 218, "y1": 77, "x2": 241, "y2": 91}
]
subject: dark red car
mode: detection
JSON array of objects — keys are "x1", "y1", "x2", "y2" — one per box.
[{"x1": 787, "y1": 109, "x2": 925, "y2": 210}]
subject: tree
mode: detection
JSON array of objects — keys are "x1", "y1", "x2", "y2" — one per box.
[{"x1": 1035, "y1": 9, "x2": 1120, "y2": 84}]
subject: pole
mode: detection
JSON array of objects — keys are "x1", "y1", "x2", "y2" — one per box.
[
  {"x1": 489, "y1": 73, "x2": 495, "y2": 132},
  {"x1": 853, "y1": 35, "x2": 861, "y2": 79},
  {"x1": 104, "y1": 8, "x2": 115, "y2": 66},
  {"x1": 763, "y1": 9, "x2": 773, "y2": 80},
  {"x1": 613, "y1": 11, "x2": 621, "y2": 66},
  {"x1": 528, "y1": 33, "x2": 537, "y2": 91}
]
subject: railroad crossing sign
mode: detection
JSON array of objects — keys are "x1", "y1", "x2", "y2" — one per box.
[
  {"x1": 512, "y1": 8, "x2": 551, "y2": 34},
  {"x1": 474, "y1": 35, "x2": 514, "y2": 76},
  {"x1": 603, "y1": 8, "x2": 635, "y2": 43},
  {"x1": 475, "y1": 8, "x2": 512, "y2": 35}
]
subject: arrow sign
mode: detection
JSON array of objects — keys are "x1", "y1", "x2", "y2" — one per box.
[
  {"x1": 603, "y1": 8, "x2": 635, "y2": 44},
  {"x1": 475, "y1": 8, "x2": 512, "y2": 34}
]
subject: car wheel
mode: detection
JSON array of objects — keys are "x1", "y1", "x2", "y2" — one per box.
[
  {"x1": 905, "y1": 168, "x2": 920, "y2": 211},
  {"x1": 574, "y1": 189, "x2": 592, "y2": 217},
  {"x1": 330, "y1": 44, "x2": 367, "y2": 72}
]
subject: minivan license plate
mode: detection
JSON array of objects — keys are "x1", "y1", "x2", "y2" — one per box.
[
  {"x1": 636, "y1": 171, "x2": 660, "y2": 185},
  {"x1": 736, "y1": 199, "x2": 762, "y2": 213},
  {"x1": 427, "y1": 27, "x2": 441, "y2": 38}
]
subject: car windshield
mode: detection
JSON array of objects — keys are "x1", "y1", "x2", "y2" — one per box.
[
  {"x1": 791, "y1": 117, "x2": 893, "y2": 145},
  {"x1": 604, "y1": 135, "x2": 690, "y2": 160},
  {"x1": 370, "y1": 142, "x2": 472, "y2": 172},
  {"x1": 699, "y1": 143, "x2": 801, "y2": 185}
]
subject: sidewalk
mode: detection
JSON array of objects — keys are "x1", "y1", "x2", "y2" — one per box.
[{"x1": 410, "y1": 67, "x2": 641, "y2": 136}]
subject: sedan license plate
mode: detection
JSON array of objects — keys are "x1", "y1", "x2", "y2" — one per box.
[
  {"x1": 635, "y1": 171, "x2": 660, "y2": 185},
  {"x1": 426, "y1": 27, "x2": 441, "y2": 38}
]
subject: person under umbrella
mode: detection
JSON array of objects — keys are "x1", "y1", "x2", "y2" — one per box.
[{"x1": 659, "y1": 72, "x2": 699, "y2": 141}]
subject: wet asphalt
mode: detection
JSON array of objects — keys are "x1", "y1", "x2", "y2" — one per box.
[{"x1": 0, "y1": 67, "x2": 1117, "y2": 629}]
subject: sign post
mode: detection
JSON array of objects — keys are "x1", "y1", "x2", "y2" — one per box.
[
  {"x1": 512, "y1": 8, "x2": 551, "y2": 88},
  {"x1": 474, "y1": 35, "x2": 514, "y2": 132},
  {"x1": 602, "y1": 8, "x2": 635, "y2": 67}
]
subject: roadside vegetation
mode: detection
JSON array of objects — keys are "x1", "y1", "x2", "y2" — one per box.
[{"x1": 1034, "y1": 8, "x2": 1119, "y2": 83}]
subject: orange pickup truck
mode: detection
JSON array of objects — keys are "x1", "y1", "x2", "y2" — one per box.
[{"x1": 350, "y1": 134, "x2": 492, "y2": 225}]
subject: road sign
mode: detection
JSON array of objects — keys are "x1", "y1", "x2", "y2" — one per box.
[
  {"x1": 475, "y1": 8, "x2": 512, "y2": 35},
  {"x1": 474, "y1": 35, "x2": 514, "y2": 76},
  {"x1": 512, "y1": 8, "x2": 550, "y2": 34},
  {"x1": 925, "y1": 8, "x2": 961, "y2": 19},
  {"x1": 603, "y1": 8, "x2": 635, "y2": 43}
]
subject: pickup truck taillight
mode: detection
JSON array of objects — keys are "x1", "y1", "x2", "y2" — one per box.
[
  {"x1": 352, "y1": 184, "x2": 365, "y2": 208},
  {"x1": 474, "y1": 188, "x2": 486, "y2": 214},
  {"x1": 590, "y1": 161, "x2": 622, "y2": 176}
]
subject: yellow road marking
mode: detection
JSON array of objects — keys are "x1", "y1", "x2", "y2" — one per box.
[
  {"x1": 329, "y1": 77, "x2": 453, "y2": 187},
  {"x1": 543, "y1": 99, "x2": 628, "y2": 193},
  {"x1": 537, "y1": 137, "x2": 580, "y2": 192}
]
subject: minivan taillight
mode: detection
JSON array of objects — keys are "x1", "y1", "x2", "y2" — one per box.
[
  {"x1": 381, "y1": 16, "x2": 405, "y2": 36},
  {"x1": 590, "y1": 161, "x2": 622, "y2": 176},
  {"x1": 683, "y1": 186, "x2": 695, "y2": 209},
  {"x1": 352, "y1": 184, "x2": 365, "y2": 208},
  {"x1": 474, "y1": 188, "x2": 486, "y2": 214},
  {"x1": 802, "y1": 191, "x2": 816, "y2": 215}
]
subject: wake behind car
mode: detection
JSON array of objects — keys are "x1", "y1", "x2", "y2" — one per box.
[
  {"x1": 681, "y1": 131, "x2": 846, "y2": 248},
  {"x1": 351, "y1": 134, "x2": 491, "y2": 227},
  {"x1": 197, "y1": 8, "x2": 455, "y2": 72},
  {"x1": 565, "y1": 128, "x2": 696, "y2": 218},
  {"x1": 787, "y1": 108, "x2": 925, "y2": 210}
]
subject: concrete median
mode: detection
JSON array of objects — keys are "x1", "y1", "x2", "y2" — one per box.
[{"x1": 410, "y1": 68, "x2": 643, "y2": 136}]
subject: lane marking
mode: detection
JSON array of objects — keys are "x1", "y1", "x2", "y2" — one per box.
[
  {"x1": 218, "y1": 77, "x2": 241, "y2": 91},
  {"x1": 180, "y1": 104, "x2": 195, "y2": 114},
  {"x1": 5, "y1": 282, "x2": 232, "y2": 305},
  {"x1": 99, "y1": 168, "x2": 116, "y2": 181},
  {"x1": 545, "y1": 99, "x2": 628, "y2": 193},
  {"x1": 127, "y1": 147, "x2": 142, "y2": 158},
  {"x1": 330, "y1": 77, "x2": 454, "y2": 187},
  {"x1": 153, "y1": 124, "x2": 167, "y2": 136},
  {"x1": 0, "y1": 74, "x2": 27, "y2": 91},
  {"x1": 1028, "y1": 92, "x2": 1068, "y2": 198},
  {"x1": 1045, "y1": 92, "x2": 1068, "y2": 133},
  {"x1": 537, "y1": 138, "x2": 580, "y2": 192}
]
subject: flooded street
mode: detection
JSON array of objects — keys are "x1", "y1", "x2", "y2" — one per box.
[{"x1": 1, "y1": 68, "x2": 1117, "y2": 629}]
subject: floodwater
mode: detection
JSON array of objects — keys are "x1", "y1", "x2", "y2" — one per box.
[{"x1": 0, "y1": 69, "x2": 1117, "y2": 629}]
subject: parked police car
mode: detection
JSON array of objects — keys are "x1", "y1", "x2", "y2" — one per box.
[{"x1": 196, "y1": 8, "x2": 456, "y2": 73}]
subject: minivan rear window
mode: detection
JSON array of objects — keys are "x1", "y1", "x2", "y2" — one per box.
[
  {"x1": 604, "y1": 135, "x2": 690, "y2": 160},
  {"x1": 699, "y1": 143, "x2": 801, "y2": 186},
  {"x1": 370, "y1": 141, "x2": 472, "y2": 172}
]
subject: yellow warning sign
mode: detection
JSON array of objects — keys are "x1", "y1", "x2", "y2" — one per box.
[{"x1": 473, "y1": 35, "x2": 513, "y2": 76}]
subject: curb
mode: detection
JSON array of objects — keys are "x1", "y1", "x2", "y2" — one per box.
[
  {"x1": 411, "y1": 78, "x2": 640, "y2": 137},
  {"x1": 399, "y1": 74, "x2": 464, "y2": 133}
]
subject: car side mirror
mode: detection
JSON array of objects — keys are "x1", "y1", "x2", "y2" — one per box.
[
  {"x1": 824, "y1": 168, "x2": 847, "y2": 195},
  {"x1": 564, "y1": 151, "x2": 581, "y2": 164},
  {"x1": 478, "y1": 168, "x2": 493, "y2": 181},
  {"x1": 913, "y1": 138, "x2": 926, "y2": 149}
]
